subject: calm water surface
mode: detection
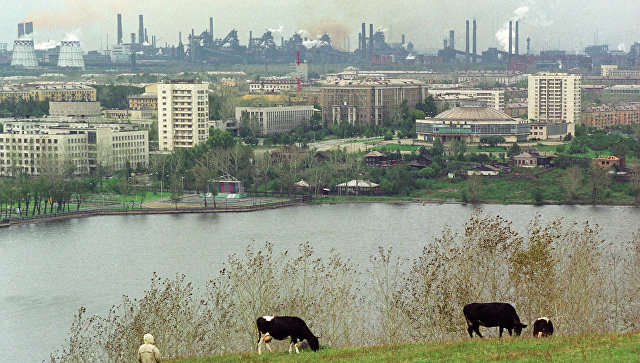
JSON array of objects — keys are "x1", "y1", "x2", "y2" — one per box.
[{"x1": 1, "y1": 203, "x2": 639, "y2": 362}]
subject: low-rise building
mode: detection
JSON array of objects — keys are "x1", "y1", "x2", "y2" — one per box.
[
  {"x1": 581, "y1": 103, "x2": 640, "y2": 128},
  {"x1": 592, "y1": 155, "x2": 625, "y2": 169},
  {"x1": 528, "y1": 122, "x2": 571, "y2": 140},
  {"x1": 128, "y1": 92, "x2": 158, "y2": 110},
  {"x1": 0, "y1": 82, "x2": 96, "y2": 102},
  {"x1": 457, "y1": 71, "x2": 526, "y2": 86},
  {"x1": 416, "y1": 106, "x2": 530, "y2": 143},
  {"x1": 0, "y1": 120, "x2": 148, "y2": 176},
  {"x1": 249, "y1": 79, "x2": 298, "y2": 93},
  {"x1": 321, "y1": 78, "x2": 426, "y2": 126},
  {"x1": 427, "y1": 87, "x2": 505, "y2": 110},
  {"x1": 235, "y1": 106, "x2": 315, "y2": 135},
  {"x1": 49, "y1": 101, "x2": 101, "y2": 117}
]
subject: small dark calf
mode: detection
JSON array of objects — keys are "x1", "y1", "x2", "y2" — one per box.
[
  {"x1": 532, "y1": 317, "x2": 554, "y2": 337},
  {"x1": 256, "y1": 315, "x2": 319, "y2": 354},
  {"x1": 463, "y1": 302, "x2": 527, "y2": 338}
]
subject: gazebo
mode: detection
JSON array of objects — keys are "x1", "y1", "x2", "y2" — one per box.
[{"x1": 336, "y1": 179, "x2": 381, "y2": 195}]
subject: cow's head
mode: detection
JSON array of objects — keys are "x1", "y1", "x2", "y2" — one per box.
[
  {"x1": 308, "y1": 335, "x2": 319, "y2": 351},
  {"x1": 514, "y1": 322, "x2": 527, "y2": 336}
]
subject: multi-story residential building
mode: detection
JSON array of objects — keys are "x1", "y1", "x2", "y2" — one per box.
[
  {"x1": 128, "y1": 92, "x2": 158, "y2": 109},
  {"x1": 0, "y1": 121, "x2": 148, "y2": 176},
  {"x1": 157, "y1": 80, "x2": 209, "y2": 152},
  {"x1": 581, "y1": 103, "x2": 640, "y2": 128},
  {"x1": 235, "y1": 106, "x2": 315, "y2": 135},
  {"x1": 457, "y1": 71, "x2": 527, "y2": 85},
  {"x1": 248, "y1": 79, "x2": 298, "y2": 93},
  {"x1": 427, "y1": 87, "x2": 505, "y2": 110},
  {"x1": 528, "y1": 73, "x2": 581, "y2": 135},
  {"x1": 321, "y1": 78, "x2": 425, "y2": 126},
  {"x1": 0, "y1": 82, "x2": 96, "y2": 102}
]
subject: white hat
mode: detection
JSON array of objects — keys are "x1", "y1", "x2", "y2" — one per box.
[{"x1": 143, "y1": 333, "x2": 155, "y2": 344}]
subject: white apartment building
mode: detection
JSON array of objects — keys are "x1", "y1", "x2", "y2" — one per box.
[
  {"x1": 457, "y1": 71, "x2": 527, "y2": 85},
  {"x1": 248, "y1": 79, "x2": 298, "y2": 93},
  {"x1": 427, "y1": 88, "x2": 505, "y2": 110},
  {"x1": 158, "y1": 80, "x2": 209, "y2": 152},
  {"x1": 235, "y1": 106, "x2": 315, "y2": 135},
  {"x1": 0, "y1": 120, "x2": 148, "y2": 176},
  {"x1": 528, "y1": 73, "x2": 581, "y2": 132}
]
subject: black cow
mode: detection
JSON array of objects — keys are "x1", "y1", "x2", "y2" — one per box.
[
  {"x1": 256, "y1": 315, "x2": 319, "y2": 354},
  {"x1": 532, "y1": 317, "x2": 554, "y2": 337},
  {"x1": 463, "y1": 303, "x2": 527, "y2": 338}
]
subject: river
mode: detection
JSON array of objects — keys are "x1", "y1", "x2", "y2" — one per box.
[{"x1": 1, "y1": 203, "x2": 639, "y2": 362}]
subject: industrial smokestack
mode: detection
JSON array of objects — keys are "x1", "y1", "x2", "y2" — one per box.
[
  {"x1": 138, "y1": 15, "x2": 144, "y2": 45},
  {"x1": 527, "y1": 35, "x2": 531, "y2": 54},
  {"x1": 515, "y1": 20, "x2": 519, "y2": 55},
  {"x1": 25, "y1": 22, "x2": 33, "y2": 35},
  {"x1": 18, "y1": 23, "x2": 24, "y2": 38},
  {"x1": 117, "y1": 14, "x2": 123, "y2": 45},
  {"x1": 131, "y1": 33, "x2": 136, "y2": 44},
  {"x1": 444, "y1": 39, "x2": 448, "y2": 50},
  {"x1": 361, "y1": 23, "x2": 366, "y2": 53},
  {"x1": 449, "y1": 30, "x2": 454, "y2": 50},
  {"x1": 210, "y1": 17, "x2": 213, "y2": 38},
  {"x1": 145, "y1": 28, "x2": 148, "y2": 44},
  {"x1": 402, "y1": 34, "x2": 405, "y2": 44},
  {"x1": 179, "y1": 31, "x2": 182, "y2": 45},
  {"x1": 473, "y1": 20, "x2": 477, "y2": 56},
  {"x1": 465, "y1": 20, "x2": 470, "y2": 58},
  {"x1": 359, "y1": 32, "x2": 362, "y2": 51},
  {"x1": 369, "y1": 23, "x2": 374, "y2": 50},
  {"x1": 509, "y1": 21, "x2": 514, "y2": 54}
]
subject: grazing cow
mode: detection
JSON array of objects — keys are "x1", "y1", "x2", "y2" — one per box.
[
  {"x1": 256, "y1": 315, "x2": 319, "y2": 355},
  {"x1": 463, "y1": 303, "x2": 527, "y2": 338},
  {"x1": 532, "y1": 317, "x2": 554, "y2": 337}
]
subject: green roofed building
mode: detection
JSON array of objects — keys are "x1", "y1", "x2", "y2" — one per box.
[{"x1": 416, "y1": 106, "x2": 530, "y2": 143}]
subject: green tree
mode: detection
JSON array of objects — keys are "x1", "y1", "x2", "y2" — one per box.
[
  {"x1": 508, "y1": 143, "x2": 521, "y2": 157},
  {"x1": 589, "y1": 165, "x2": 610, "y2": 203},
  {"x1": 168, "y1": 176, "x2": 184, "y2": 209},
  {"x1": 430, "y1": 139, "x2": 444, "y2": 157}
]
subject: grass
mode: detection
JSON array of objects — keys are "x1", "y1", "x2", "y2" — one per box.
[{"x1": 170, "y1": 332, "x2": 640, "y2": 362}]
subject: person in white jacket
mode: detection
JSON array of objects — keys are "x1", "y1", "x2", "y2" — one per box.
[{"x1": 138, "y1": 333, "x2": 161, "y2": 363}]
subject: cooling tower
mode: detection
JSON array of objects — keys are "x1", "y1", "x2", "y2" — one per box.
[
  {"x1": 57, "y1": 41, "x2": 85, "y2": 69},
  {"x1": 11, "y1": 39, "x2": 38, "y2": 68}
]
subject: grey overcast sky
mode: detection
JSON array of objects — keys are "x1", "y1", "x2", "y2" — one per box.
[{"x1": 2, "y1": 0, "x2": 640, "y2": 54}]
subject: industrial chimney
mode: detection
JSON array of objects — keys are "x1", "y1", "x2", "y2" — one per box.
[
  {"x1": 117, "y1": 14, "x2": 123, "y2": 45},
  {"x1": 402, "y1": 34, "x2": 405, "y2": 45},
  {"x1": 465, "y1": 20, "x2": 470, "y2": 59},
  {"x1": 449, "y1": 30, "x2": 454, "y2": 50},
  {"x1": 473, "y1": 20, "x2": 477, "y2": 56},
  {"x1": 138, "y1": 15, "x2": 144, "y2": 44},
  {"x1": 209, "y1": 17, "x2": 214, "y2": 38},
  {"x1": 508, "y1": 21, "x2": 513, "y2": 54},
  {"x1": 361, "y1": 23, "x2": 366, "y2": 53},
  {"x1": 515, "y1": 20, "x2": 519, "y2": 55},
  {"x1": 369, "y1": 23, "x2": 374, "y2": 50}
]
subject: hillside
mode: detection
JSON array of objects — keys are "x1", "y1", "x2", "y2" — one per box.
[{"x1": 170, "y1": 333, "x2": 640, "y2": 362}]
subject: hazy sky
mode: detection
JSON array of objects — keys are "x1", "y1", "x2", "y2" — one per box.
[{"x1": 3, "y1": 0, "x2": 640, "y2": 54}]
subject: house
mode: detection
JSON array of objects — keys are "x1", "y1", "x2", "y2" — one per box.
[
  {"x1": 467, "y1": 164, "x2": 500, "y2": 176},
  {"x1": 513, "y1": 151, "x2": 553, "y2": 167},
  {"x1": 364, "y1": 150, "x2": 388, "y2": 167},
  {"x1": 592, "y1": 155, "x2": 625, "y2": 169},
  {"x1": 270, "y1": 145, "x2": 305, "y2": 163},
  {"x1": 408, "y1": 153, "x2": 433, "y2": 169},
  {"x1": 314, "y1": 151, "x2": 331, "y2": 162}
]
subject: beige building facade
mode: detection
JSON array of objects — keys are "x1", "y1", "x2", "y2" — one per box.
[
  {"x1": 158, "y1": 80, "x2": 209, "y2": 152},
  {"x1": 528, "y1": 73, "x2": 581, "y2": 135}
]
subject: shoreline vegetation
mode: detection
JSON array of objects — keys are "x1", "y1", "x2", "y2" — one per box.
[{"x1": 49, "y1": 214, "x2": 640, "y2": 362}]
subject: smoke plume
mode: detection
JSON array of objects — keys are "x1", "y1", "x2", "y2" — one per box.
[{"x1": 300, "y1": 19, "x2": 349, "y2": 50}]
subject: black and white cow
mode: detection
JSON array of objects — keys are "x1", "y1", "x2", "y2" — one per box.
[
  {"x1": 532, "y1": 317, "x2": 554, "y2": 337},
  {"x1": 256, "y1": 315, "x2": 319, "y2": 354},
  {"x1": 463, "y1": 303, "x2": 527, "y2": 338}
]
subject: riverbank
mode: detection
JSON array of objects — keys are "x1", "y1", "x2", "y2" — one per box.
[{"x1": 170, "y1": 332, "x2": 640, "y2": 362}]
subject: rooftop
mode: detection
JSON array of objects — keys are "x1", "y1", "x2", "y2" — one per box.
[{"x1": 430, "y1": 106, "x2": 515, "y2": 122}]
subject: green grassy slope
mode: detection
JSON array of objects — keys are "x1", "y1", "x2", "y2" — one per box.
[{"x1": 170, "y1": 333, "x2": 640, "y2": 362}]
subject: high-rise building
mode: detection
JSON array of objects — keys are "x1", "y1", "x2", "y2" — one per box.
[
  {"x1": 157, "y1": 80, "x2": 209, "y2": 152},
  {"x1": 528, "y1": 73, "x2": 581, "y2": 133}
]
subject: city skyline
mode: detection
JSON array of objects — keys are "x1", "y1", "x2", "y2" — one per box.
[{"x1": 3, "y1": 0, "x2": 640, "y2": 54}]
